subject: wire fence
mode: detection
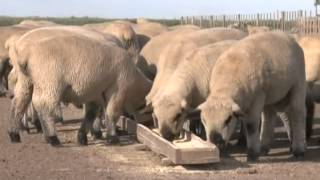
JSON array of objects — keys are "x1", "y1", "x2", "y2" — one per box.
[{"x1": 181, "y1": 10, "x2": 320, "y2": 34}]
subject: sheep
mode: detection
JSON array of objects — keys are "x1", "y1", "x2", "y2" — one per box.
[
  {"x1": 295, "y1": 35, "x2": 320, "y2": 139},
  {"x1": 246, "y1": 25, "x2": 270, "y2": 35},
  {"x1": 168, "y1": 25, "x2": 201, "y2": 31},
  {"x1": 102, "y1": 22, "x2": 140, "y2": 55},
  {"x1": 7, "y1": 67, "x2": 59, "y2": 133},
  {"x1": 136, "y1": 27, "x2": 199, "y2": 80},
  {"x1": 229, "y1": 22, "x2": 270, "y2": 35},
  {"x1": 0, "y1": 25, "x2": 34, "y2": 96},
  {"x1": 8, "y1": 26, "x2": 152, "y2": 146},
  {"x1": 132, "y1": 21, "x2": 169, "y2": 48},
  {"x1": 138, "y1": 27, "x2": 246, "y2": 81},
  {"x1": 18, "y1": 20, "x2": 58, "y2": 27},
  {"x1": 85, "y1": 21, "x2": 141, "y2": 55},
  {"x1": 133, "y1": 20, "x2": 168, "y2": 37},
  {"x1": 152, "y1": 40, "x2": 236, "y2": 140},
  {"x1": 145, "y1": 28, "x2": 247, "y2": 106},
  {"x1": 5, "y1": 26, "x2": 123, "y2": 132},
  {"x1": 180, "y1": 32, "x2": 306, "y2": 161}
]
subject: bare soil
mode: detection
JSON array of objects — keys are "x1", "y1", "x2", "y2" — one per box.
[{"x1": 1, "y1": 98, "x2": 320, "y2": 180}]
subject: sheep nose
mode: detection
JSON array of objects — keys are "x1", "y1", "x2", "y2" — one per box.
[
  {"x1": 210, "y1": 132, "x2": 225, "y2": 148},
  {"x1": 160, "y1": 125, "x2": 175, "y2": 141}
]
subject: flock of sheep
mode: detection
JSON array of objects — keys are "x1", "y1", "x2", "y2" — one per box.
[{"x1": 0, "y1": 18, "x2": 319, "y2": 162}]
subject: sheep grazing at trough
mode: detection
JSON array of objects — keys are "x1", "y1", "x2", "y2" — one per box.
[
  {"x1": 145, "y1": 28, "x2": 247, "y2": 107},
  {"x1": 7, "y1": 26, "x2": 152, "y2": 146},
  {"x1": 5, "y1": 26, "x2": 123, "y2": 134},
  {"x1": 138, "y1": 28, "x2": 246, "y2": 81},
  {"x1": 137, "y1": 27, "x2": 199, "y2": 80},
  {"x1": 181, "y1": 32, "x2": 306, "y2": 162},
  {"x1": 151, "y1": 40, "x2": 236, "y2": 140}
]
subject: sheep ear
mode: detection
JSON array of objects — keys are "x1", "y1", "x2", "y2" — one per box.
[
  {"x1": 139, "y1": 103, "x2": 153, "y2": 114},
  {"x1": 232, "y1": 103, "x2": 244, "y2": 118}
]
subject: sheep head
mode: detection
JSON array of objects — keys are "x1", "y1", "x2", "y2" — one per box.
[
  {"x1": 193, "y1": 98, "x2": 243, "y2": 148},
  {"x1": 153, "y1": 95, "x2": 189, "y2": 141}
]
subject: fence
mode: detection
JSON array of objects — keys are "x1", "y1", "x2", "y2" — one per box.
[{"x1": 180, "y1": 10, "x2": 320, "y2": 35}]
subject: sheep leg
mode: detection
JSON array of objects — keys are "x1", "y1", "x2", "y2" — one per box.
[
  {"x1": 39, "y1": 114, "x2": 60, "y2": 146},
  {"x1": 30, "y1": 103, "x2": 42, "y2": 133},
  {"x1": 260, "y1": 107, "x2": 277, "y2": 155},
  {"x1": 91, "y1": 108, "x2": 103, "y2": 140},
  {"x1": 245, "y1": 119, "x2": 261, "y2": 162},
  {"x1": 288, "y1": 102, "x2": 306, "y2": 157},
  {"x1": 0, "y1": 60, "x2": 6, "y2": 96},
  {"x1": 287, "y1": 85, "x2": 306, "y2": 158},
  {"x1": 32, "y1": 89, "x2": 61, "y2": 146},
  {"x1": 21, "y1": 111, "x2": 30, "y2": 133},
  {"x1": 8, "y1": 75, "x2": 32, "y2": 143},
  {"x1": 245, "y1": 94, "x2": 265, "y2": 162},
  {"x1": 278, "y1": 111, "x2": 291, "y2": 142},
  {"x1": 305, "y1": 96, "x2": 314, "y2": 139},
  {"x1": 77, "y1": 102, "x2": 101, "y2": 145},
  {"x1": 105, "y1": 94, "x2": 124, "y2": 144}
]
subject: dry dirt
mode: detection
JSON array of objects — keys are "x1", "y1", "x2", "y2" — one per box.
[{"x1": 1, "y1": 97, "x2": 320, "y2": 180}]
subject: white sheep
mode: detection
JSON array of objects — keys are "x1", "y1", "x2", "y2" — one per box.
[
  {"x1": 296, "y1": 35, "x2": 320, "y2": 138},
  {"x1": 137, "y1": 26, "x2": 200, "y2": 79},
  {"x1": 7, "y1": 26, "x2": 152, "y2": 146},
  {"x1": 185, "y1": 32, "x2": 306, "y2": 161},
  {"x1": 152, "y1": 40, "x2": 236, "y2": 140},
  {"x1": 0, "y1": 25, "x2": 34, "y2": 95},
  {"x1": 145, "y1": 28, "x2": 247, "y2": 106}
]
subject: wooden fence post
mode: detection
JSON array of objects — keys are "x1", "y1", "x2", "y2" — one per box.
[
  {"x1": 298, "y1": 10, "x2": 303, "y2": 34},
  {"x1": 281, "y1": 11, "x2": 286, "y2": 31},
  {"x1": 223, "y1": 15, "x2": 226, "y2": 27},
  {"x1": 256, "y1": 13, "x2": 260, "y2": 26}
]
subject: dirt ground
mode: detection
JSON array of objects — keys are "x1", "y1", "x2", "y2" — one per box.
[{"x1": 1, "y1": 98, "x2": 320, "y2": 180}]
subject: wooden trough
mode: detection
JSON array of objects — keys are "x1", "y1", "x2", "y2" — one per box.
[{"x1": 118, "y1": 117, "x2": 220, "y2": 165}]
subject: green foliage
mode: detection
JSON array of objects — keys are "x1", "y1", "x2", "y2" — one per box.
[{"x1": 0, "y1": 16, "x2": 179, "y2": 26}]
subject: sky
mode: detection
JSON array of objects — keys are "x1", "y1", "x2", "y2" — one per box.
[{"x1": 0, "y1": 0, "x2": 315, "y2": 19}]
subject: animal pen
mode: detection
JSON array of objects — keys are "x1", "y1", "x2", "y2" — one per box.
[{"x1": 180, "y1": 10, "x2": 320, "y2": 35}]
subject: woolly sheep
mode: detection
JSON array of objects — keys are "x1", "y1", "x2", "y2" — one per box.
[
  {"x1": 7, "y1": 26, "x2": 151, "y2": 146},
  {"x1": 145, "y1": 28, "x2": 247, "y2": 106},
  {"x1": 184, "y1": 32, "x2": 306, "y2": 161},
  {"x1": 153, "y1": 41, "x2": 236, "y2": 140}
]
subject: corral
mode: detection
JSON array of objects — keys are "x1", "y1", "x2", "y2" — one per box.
[{"x1": 0, "y1": 1, "x2": 320, "y2": 180}]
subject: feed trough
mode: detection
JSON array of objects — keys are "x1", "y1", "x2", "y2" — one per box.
[{"x1": 136, "y1": 123, "x2": 220, "y2": 165}]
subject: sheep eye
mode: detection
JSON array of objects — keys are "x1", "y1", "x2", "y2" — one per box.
[{"x1": 224, "y1": 116, "x2": 232, "y2": 127}]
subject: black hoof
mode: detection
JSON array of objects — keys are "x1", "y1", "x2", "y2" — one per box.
[
  {"x1": 8, "y1": 132, "x2": 21, "y2": 143},
  {"x1": 92, "y1": 130, "x2": 103, "y2": 140},
  {"x1": 260, "y1": 146, "x2": 270, "y2": 156},
  {"x1": 247, "y1": 148, "x2": 259, "y2": 162},
  {"x1": 106, "y1": 135, "x2": 119, "y2": 144},
  {"x1": 77, "y1": 131, "x2": 88, "y2": 146},
  {"x1": 47, "y1": 136, "x2": 61, "y2": 146},
  {"x1": 34, "y1": 120, "x2": 43, "y2": 133}
]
